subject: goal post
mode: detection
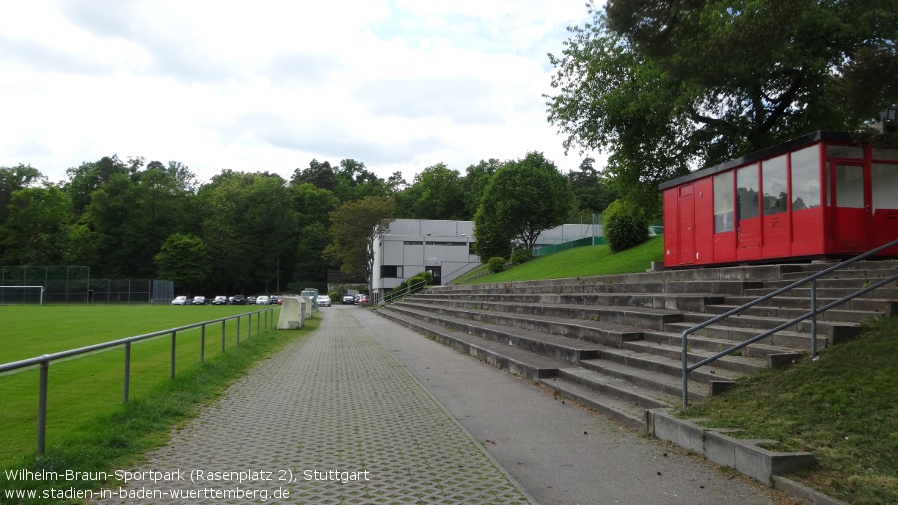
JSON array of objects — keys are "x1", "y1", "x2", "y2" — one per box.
[{"x1": 0, "y1": 285, "x2": 45, "y2": 305}]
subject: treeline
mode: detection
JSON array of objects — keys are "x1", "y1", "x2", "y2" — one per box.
[{"x1": 0, "y1": 155, "x2": 616, "y2": 295}]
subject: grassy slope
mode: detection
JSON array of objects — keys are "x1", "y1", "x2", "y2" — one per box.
[{"x1": 464, "y1": 237, "x2": 897, "y2": 505}]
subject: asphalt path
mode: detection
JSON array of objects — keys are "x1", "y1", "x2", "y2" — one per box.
[{"x1": 347, "y1": 304, "x2": 794, "y2": 505}]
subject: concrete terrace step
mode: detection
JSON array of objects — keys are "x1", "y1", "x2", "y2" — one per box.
[
  {"x1": 721, "y1": 295, "x2": 898, "y2": 315},
  {"x1": 705, "y1": 303, "x2": 884, "y2": 324},
  {"x1": 680, "y1": 311, "x2": 862, "y2": 340},
  {"x1": 539, "y1": 374, "x2": 651, "y2": 430},
  {"x1": 430, "y1": 279, "x2": 764, "y2": 296},
  {"x1": 663, "y1": 321, "x2": 829, "y2": 350},
  {"x1": 621, "y1": 338, "x2": 770, "y2": 375},
  {"x1": 408, "y1": 291, "x2": 726, "y2": 312},
  {"x1": 641, "y1": 330, "x2": 803, "y2": 365},
  {"x1": 390, "y1": 302, "x2": 645, "y2": 348},
  {"x1": 395, "y1": 297, "x2": 684, "y2": 332},
  {"x1": 376, "y1": 308, "x2": 565, "y2": 382},
  {"x1": 384, "y1": 305, "x2": 608, "y2": 364}
]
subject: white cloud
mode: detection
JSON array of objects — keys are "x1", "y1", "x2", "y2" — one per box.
[{"x1": 0, "y1": 0, "x2": 599, "y2": 185}]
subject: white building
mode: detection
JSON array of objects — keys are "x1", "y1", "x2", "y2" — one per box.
[{"x1": 371, "y1": 219, "x2": 602, "y2": 302}]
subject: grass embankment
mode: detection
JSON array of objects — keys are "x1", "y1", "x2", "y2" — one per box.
[
  {"x1": 0, "y1": 306, "x2": 317, "y2": 504},
  {"x1": 465, "y1": 237, "x2": 898, "y2": 505}
]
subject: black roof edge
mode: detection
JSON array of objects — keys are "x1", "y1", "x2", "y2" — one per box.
[{"x1": 658, "y1": 131, "x2": 854, "y2": 191}]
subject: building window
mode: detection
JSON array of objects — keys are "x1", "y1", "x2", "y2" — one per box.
[
  {"x1": 834, "y1": 164, "x2": 864, "y2": 208},
  {"x1": 790, "y1": 145, "x2": 821, "y2": 210},
  {"x1": 380, "y1": 265, "x2": 403, "y2": 278},
  {"x1": 827, "y1": 144, "x2": 864, "y2": 159},
  {"x1": 713, "y1": 172, "x2": 734, "y2": 233},
  {"x1": 762, "y1": 155, "x2": 788, "y2": 215},
  {"x1": 872, "y1": 163, "x2": 898, "y2": 211},
  {"x1": 737, "y1": 165, "x2": 760, "y2": 220}
]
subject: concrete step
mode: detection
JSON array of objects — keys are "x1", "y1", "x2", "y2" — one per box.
[
  {"x1": 539, "y1": 374, "x2": 651, "y2": 430},
  {"x1": 376, "y1": 308, "x2": 564, "y2": 382},
  {"x1": 680, "y1": 312, "x2": 862, "y2": 341},
  {"x1": 705, "y1": 303, "x2": 882, "y2": 324},
  {"x1": 591, "y1": 347, "x2": 744, "y2": 386},
  {"x1": 641, "y1": 330, "x2": 803, "y2": 366},
  {"x1": 395, "y1": 298, "x2": 683, "y2": 332},
  {"x1": 621, "y1": 339, "x2": 770, "y2": 375},
  {"x1": 408, "y1": 292, "x2": 726, "y2": 312},
  {"x1": 663, "y1": 321, "x2": 828, "y2": 351},
  {"x1": 384, "y1": 305, "x2": 608, "y2": 364},
  {"x1": 721, "y1": 295, "x2": 898, "y2": 315},
  {"x1": 744, "y1": 285, "x2": 898, "y2": 300}
]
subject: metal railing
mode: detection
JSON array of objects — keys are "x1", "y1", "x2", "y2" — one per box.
[
  {"x1": 380, "y1": 279, "x2": 428, "y2": 305},
  {"x1": 682, "y1": 237, "x2": 898, "y2": 407},
  {"x1": 0, "y1": 307, "x2": 277, "y2": 455}
]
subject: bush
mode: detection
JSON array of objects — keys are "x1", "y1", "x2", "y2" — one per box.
[
  {"x1": 487, "y1": 257, "x2": 507, "y2": 273},
  {"x1": 407, "y1": 275, "x2": 427, "y2": 292},
  {"x1": 510, "y1": 249, "x2": 531, "y2": 265},
  {"x1": 412, "y1": 271, "x2": 434, "y2": 285},
  {"x1": 603, "y1": 200, "x2": 649, "y2": 253}
]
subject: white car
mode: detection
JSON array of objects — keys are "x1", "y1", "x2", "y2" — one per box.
[
  {"x1": 171, "y1": 296, "x2": 189, "y2": 305},
  {"x1": 255, "y1": 295, "x2": 270, "y2": 305},
  {"x1": 316, "y1": 295, "x2": 331, "y2": 307}
]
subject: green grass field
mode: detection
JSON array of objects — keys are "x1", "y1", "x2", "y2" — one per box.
[{"x1": 0, "y1": 305, "x2": 280, "y2": 469}]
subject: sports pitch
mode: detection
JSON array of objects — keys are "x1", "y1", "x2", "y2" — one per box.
[{"x1": 0, "y1": 304, "x2": 278, "y2": 467}]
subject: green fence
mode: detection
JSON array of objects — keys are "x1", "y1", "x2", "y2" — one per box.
[
  {"x1": 0, "y1": 266, "x2": 173, "y2": 304},
  {"x1": 532, "y1": 236, "x2": 606, "y2": 257}
]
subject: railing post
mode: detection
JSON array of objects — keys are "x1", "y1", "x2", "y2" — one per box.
[
  {"x1": 37, "y1": 359, "x2": 49, "y2": 455},
  {"x1": 236, "y1": 316, "x2": 241, "y2": 346},
  {"x1": 200, "y1": 324, "x2": 206, "y2": 362},
  {"x1": 682, "y1": 332, "x2": 689, "y2": 407},
  {"x1": 811, "y1": 279, "x2": 818, "y2": 356},
  {"x1": 124, "y1": 341, "x2": 131, "y2": 402},
  {"x1": 221, "y1": 320, "x2": 226, "y2": 353},
  {"x1": 170, "y1": 331, "x2": 176, "y2": 379},
  {"x1": 248, "y1": 314, "x2": 253, "y2": 340}
]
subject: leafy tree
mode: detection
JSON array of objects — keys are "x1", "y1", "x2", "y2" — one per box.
[
  {"x1": 473, "y1": 152, "x2": 574, "y2": 261},
  {"x1": 396, "y1": 163, "x2": 465, "y2": 220},
  {"x1": 294, "y1": 222, "x2": 332, "y2": 283},
  {"x1": 290, "y1": 159, "x2": 335, "y2": 191},
  {"x1": 197, "y1": 171, "x2": 257, "y2": 292},
  {"x1": 546, "y1": 0, "x2": 898, "y2": 216},
  {"x1": 242, "y1": 174, "x2": 297, "y2": 292},
  {"x1": 568, "y1": 157, "x2": 618, "y2": 215},
  {"x1": 155, "y1": 233, "x2": 211, "y2": 293},
  {"x1": 461, "y1": 159, "x2": 502, "y2": 220},
  {"x1": 332, "y1": 159, "x2": 391, "y2": 202},
  {"x1": 0, "y1": 164, "x2": 46, "y2": 222},
  {"x1": 324, "y1": 196, "x2": 395, "y2": 293},
  {"x1": 0, "y1": 185, "x2": 74, "y2": 265},
  {"x1": 63, "y1": 155, "x2": 133, "y2": 214}
]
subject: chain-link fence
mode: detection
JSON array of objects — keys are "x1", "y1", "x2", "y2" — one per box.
[{"x1": 0, "y1": 266, "x2": 174, "y2": 304}]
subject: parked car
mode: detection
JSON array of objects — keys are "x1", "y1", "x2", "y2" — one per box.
[
  {"x1": 276, "y1": 297, "x2": 282, "y2": 305},
  {"x1": 191, "y1": 296, "x2": 206, "y2": 305},
  {"x1": 355, "y1": 294, "x2": 370, "y2": 305},
  {"x1": 316, "y1": 294, "x2": 331, "y2": 307},
  {"x1": 171, "y1": 295, "x2": 189, "y2": 305},
  {"x1": 211, "y1": 296, "x2": 227, "y2": 305},
  {"x1": 342, "y1": 294, "x2": 355, "y2": 305},
  {"x1": 269, "y1": 295, "x2": 279, "y2": 305},
  {"x1": 255, "y1": 295, "x2": 270, "y2": 305},
  {"x1": 231, "y1": 295, "x2": 246, "y2": 305},
  {"x1": 246, "y1": 296, "x2": 256, "y2": 304}
]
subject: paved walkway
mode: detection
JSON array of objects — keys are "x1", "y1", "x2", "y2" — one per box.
[
  {"x1": 96, "y1": 306, "x2": 532, "y2": 504},
  {"x1": 97, "y1": 306, "x2": 788, "y2": 505}
]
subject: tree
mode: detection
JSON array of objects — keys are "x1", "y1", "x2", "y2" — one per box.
[
  {"x1": 0, "y1": 164, "x2": 46, "y2": 222},
  {"x1": 473, "y1": 152, "x2": 574, "y2": 261},
  {"x1": 547, "y1": 1, "x2": 898, "y2": 216},
  {"x1": 396, "y1": 163, "x2": 466, "y2": 220},
  {"x1": 0, "y1": 186, "x2": 73, "y2": 265},
  {"x1": 155, "y1": 233, "x2": 211, "y2": 293},
  {"x1": 568, "y1": 157, "x2": 618, "y2": 215},
  {"x1": 461, "y1": 159, "x2": 502, "y2": 220},
  {"x1": 323, "y1": 196, "x2": 395, "y2": 293}
]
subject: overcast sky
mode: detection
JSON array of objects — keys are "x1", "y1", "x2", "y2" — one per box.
[{"x1": 0, "y1": 1, "x2": 598, "y2": 185}]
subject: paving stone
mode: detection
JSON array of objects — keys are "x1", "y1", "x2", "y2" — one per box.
[{"x1": 94, "y1": 308, "x2": 531, "y2": 504}]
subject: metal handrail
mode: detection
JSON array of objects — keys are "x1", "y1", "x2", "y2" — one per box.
[
  {"x1": 682, "y1": 237, "x2": 898, "y2": 406},
  {"x1": 380, "y1": 279, "x2": 428, "y2": 305},
  {"x1": 0, "y1": 307, "x2": 277, "y2": 455}
]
